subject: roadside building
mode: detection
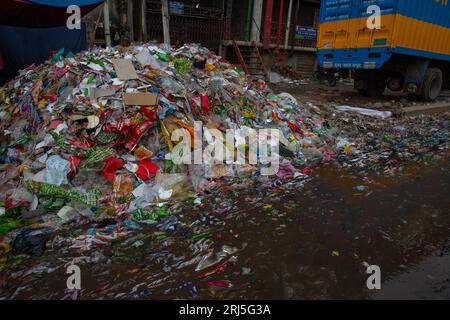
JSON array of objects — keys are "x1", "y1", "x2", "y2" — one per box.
[{"x1": 103, "y1": 0, "x2": 320, "y2": 79}]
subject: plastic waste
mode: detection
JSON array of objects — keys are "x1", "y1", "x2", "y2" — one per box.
[
  {"x1": 11, "y1": 228, "x2": 52, "y2": 257},
  {"x1": 43, "y1": 155, "x2": 70, "y2": 186},
  {"x1": 112, "y1": 173, "x2": 134, "y2": 202},
  {"x1": 57, "y1": 206, "x2": 77, "y2": 222},
  {"x1": 0, "y1": 41, "x2": 446, "y2": 299},
  {"x1": 335, "y1": 105, "x2": 392, "y2": 119}
]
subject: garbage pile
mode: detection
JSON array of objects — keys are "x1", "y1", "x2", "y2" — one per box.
[
  {"x1": 0, "y1": 43, "x2": 449, "y2": 299},
  {"x1": 0, "y1": 43, "x2": 331, "y2": 240},
  {"x1": 326, "y1": 108, "x2": 450, "y2": 176}
]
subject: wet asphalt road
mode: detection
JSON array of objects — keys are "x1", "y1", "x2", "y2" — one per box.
[{"x1": 1, "y1": 159, "x2": 449, "y2": 300}]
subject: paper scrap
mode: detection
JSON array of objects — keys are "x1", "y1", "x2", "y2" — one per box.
[
  {"x1": 111, "y1": 59, "x2": 139, "y2": 80},
  {"x1": 92, "y1": 87, "x2": 116, "y2": 100},
  {"x1": 123, "y1": 93, "x2": 159, "y2": 106}
]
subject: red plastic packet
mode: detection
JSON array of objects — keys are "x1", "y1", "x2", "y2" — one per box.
[
  {"x1": 68, "y1": 155, "x2": 82, "y2": 178},
  {"x1": 103, "y1": 156, "x2": 124, "y2": 181},
  {"x1": 139, "y1": 107, "x2": 157, "y2": 121},
  {"x1": 298, "y1": 167, "x2": 315, "y2": 176},
  {"x1": 48, "y1": 120, "x2": 63, "y2": 130},
  {"x1": 200, "y1": 94, "x2": 210, "y2": 113},
  {"x1": 288, "y1": 121, "x2": 304, "y2": 136},
  {"x1": 67, "y1": 139, "x2": 94, "y2": 148},
  {"x1": 41, "y1": 93, "x2": 58, "y2": 102},
  {"x1": 135, "y1": 159, "x2": 160, "y2": 181},
  {"x1": 5, "y1": 194, "x2": 29, "y2": 210},
  {"x1": 124, "y1": 120, "x2": 154, "y2": 151}
]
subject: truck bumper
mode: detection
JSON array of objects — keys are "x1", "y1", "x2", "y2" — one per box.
[{"x1": 317, "y1": 48, "x2": 392, "y2": 70}]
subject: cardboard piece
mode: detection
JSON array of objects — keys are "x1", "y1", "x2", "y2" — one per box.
[
  {"x1": 124, "y1": 93, "x2": 159, "y2": 106},
  {"x1": 92, "y1": 87, "x2": 116, "y2": 100},
  {"x1": 111, "y1": 59, "x2": 139, "y2": 80}
]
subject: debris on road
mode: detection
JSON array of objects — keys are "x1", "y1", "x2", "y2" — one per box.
[
  {"x1": 0, "y1": 42, "x2": 448, "y2": 299},
  {"x1": 335, "y1": 105, "x2": 393, "y2": 119}
]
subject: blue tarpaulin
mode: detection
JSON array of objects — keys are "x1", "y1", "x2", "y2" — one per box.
[
  {"x1": 0, "y1": 24, "x2": 87, "y2": 82},
  {"x1": 0, "y1": 0, "x2": 103, "y2": 82},
  {"x1": 29, "y1": 0, "x2": 103, "y2": 6},
  {"x1": 1, "y1": 0, "x2": 104, "y2": 27}
]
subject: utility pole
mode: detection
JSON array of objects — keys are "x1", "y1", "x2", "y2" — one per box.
[
  {"x1": 127, "y1": 0, "x2": 134, "y2": 42},
  {"x1": 225, "y1": 0, "x2": 233, "y2": 40},
  {"x1": 103, "y1": 0, "x2": 111, "y2": 47},
  {"x1": 141, "y1": 0, "x2": 148, "y2": 42},
  {"x1": 245, "y1": 0, "x2": 253, "y2": 41},
  {"x1": 284, "y1": 0, "x2": 293, "y2": 50},
  {"x1": 251, "y1": 0, "x2": 263, "y2": 43},
  {"x1": 161, "y1": 0, "x2": 171, "y2": 46}
]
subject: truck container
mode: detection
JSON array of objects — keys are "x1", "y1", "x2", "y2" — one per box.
[{"x1": 317, "y1": 0, "x2": 450, "y2": 101}]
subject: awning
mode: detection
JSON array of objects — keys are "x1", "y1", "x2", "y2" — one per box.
[
  {"x1": 29, "y1": 0, "x2": 104, "y2": 6},
  {"x1": 0, "y1": 0, "x2": 104, "y2": 28}
]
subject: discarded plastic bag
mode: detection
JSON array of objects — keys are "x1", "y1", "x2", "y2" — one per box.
[
  {"x1": 335, "y1": 105, "x2": 392, "y2": 119},
  {"x1": 43, "y1": 155, "x2": 70, "y2": 186}
]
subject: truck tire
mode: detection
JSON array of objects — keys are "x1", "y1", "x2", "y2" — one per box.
[
  {"x1": 421, "y1": 68, "x2": 442, "y2": 102},
  {"x1": 356, "y1": 76, "x2": 385, "y2": 97},
  {"x1": 365, "y1": 79, "x2": 386, "y2": 97}
]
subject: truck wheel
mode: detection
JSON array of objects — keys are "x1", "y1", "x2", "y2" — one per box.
[
  {"x1": 421, "y1": 68, "x2": 442, "y2": 102},
  {"x1": 366, "y1": 79, "x2": 386, "y2": 97}
]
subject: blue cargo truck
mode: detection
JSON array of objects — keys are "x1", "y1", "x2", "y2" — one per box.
[{"x1": 317, "y1": 0, "x2": 450, "y2": 101}]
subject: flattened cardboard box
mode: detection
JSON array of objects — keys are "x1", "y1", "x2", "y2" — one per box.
[
  {"x1": 124, "y1": 93, "x2": 159, "y2": 106},
  {"x1": 111, "y1": 59, "x2": 139, "y2": 80}
]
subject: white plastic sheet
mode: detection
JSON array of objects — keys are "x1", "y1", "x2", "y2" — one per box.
[{"x1": 335, "y1": 105, "x2": 392, "y2": 119}]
